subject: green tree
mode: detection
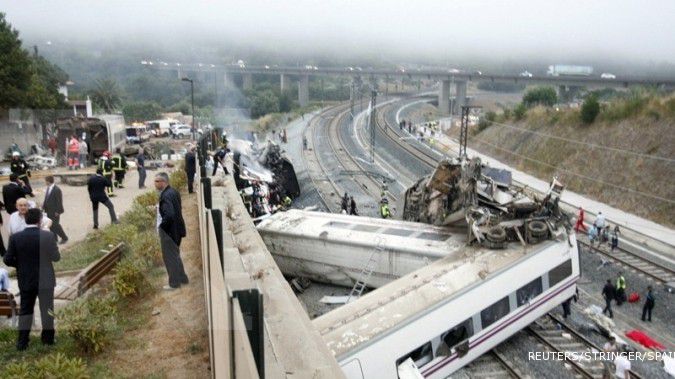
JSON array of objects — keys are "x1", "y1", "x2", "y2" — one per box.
[
  {"x1": 250, "y1": 90, "x2": 280, "y2": 118},
  {"x1": 580, "y1": 95, "x2": 600, "y2": 124},
  {"x1": 0, "y1": 13, "x2": 32, "y2": 109},
  {"x1": 122, "y1": 101, "x2": 163, "y2": 122},
  {"x1": 522, "y1": 87, "x2": 557, "y2": 107},
  {"x1": 278, "y1": 90, "x2": 293, "y2": 112},
  {"x1": 90, "y1": 78, "x2": 122, "y2": 113}
]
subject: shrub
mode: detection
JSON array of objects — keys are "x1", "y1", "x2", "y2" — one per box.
[
  {"x1": 476, "y1": 111, "x2": 496, "y2": 133},
  {"x1": 2, "y1": 353, "x2": 89, "y2": 379},
  {"x1": 135, "y1": 191, "x2": 159, "y2": 207},
  {"x1": 502, "y1": 108, "x2": 512, "y2": 120},
  {"x1": 514, "y1": 103, "x2": 527, "y2": 120},
  {"x1": 112, "y1": 257, "x2": 147, "y2": 298},
  {"x1": 581, "y1": 95, "x2": 600, "y2": 124},
  {"x1": 523, "y1": 87, "x2": 557, "y2": 107},
  {"x1": 169, "y1": 169, "x2": 187, "y2": 190},
  {"x1": 57, "y1": 295, "x2": 117, "y2": 354},
  {"x1": 99, "y1": 223, "x2": 138, "y2": 248},
  {"x1": 130, "y1": 232, "x2": 161, "y2": 265}
]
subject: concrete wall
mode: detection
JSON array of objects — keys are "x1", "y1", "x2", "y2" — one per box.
[{"x1": 0, "y1": 109, "x2": 44, "y2": 157}]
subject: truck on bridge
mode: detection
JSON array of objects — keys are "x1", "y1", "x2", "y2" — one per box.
[{"x1": 547, "y1": 64, "x2": 593, "y2": 77}]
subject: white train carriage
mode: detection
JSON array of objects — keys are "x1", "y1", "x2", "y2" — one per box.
[
  {"x1": 257, "y1": 210, "x2": 466, "y2": 288},
  {"x1": 313, "y1": 233, "x2": 579, "y2": 378}
]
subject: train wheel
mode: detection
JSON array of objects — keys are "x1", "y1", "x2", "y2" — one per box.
[{"x1": 486, "y1": 227, "x2": 506, "y2": 243}]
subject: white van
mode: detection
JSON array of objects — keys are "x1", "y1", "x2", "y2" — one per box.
[{"x1": 145, "y1": 119, "x2": 178, "y2": 137}]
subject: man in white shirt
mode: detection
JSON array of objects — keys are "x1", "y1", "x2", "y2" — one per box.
[
  {"x1": 595, "y1": 211, "x2": 606, "y2": 229},
  {"x1": 8, "y1": 198, "x2": 51, "y2": 236},
  {"x1": 614, "y1": 354, "x2": 631, "y2": 379}
]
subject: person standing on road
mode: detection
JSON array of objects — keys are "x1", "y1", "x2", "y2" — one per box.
[
  {"x1": 87, "y1": 168, "x2": 118, "y2": 229},
  {"x1": 349, "y1": 196, "x2": 358, "y2": 216},
  {"x1": 67, "y1": 135, "x2": 80, "y2": 170},
  {"x1": 136, "y1": 148, "x2": 147, "y2": 189},
  {"x1": 98, "y1": 152, "x2": 115, "y2": 196},
  {"x1": 641, "y1": 286, "x2": 655, "y2": 322},
  {"x1": 78, "y1": 137, "x2": 88, "y2": 168},
  {"x1": 42, "y1": 176, "x2": 68, "y2": 244},
  {"x1": 111, "y1": 149, "x2": 128, "y2": 189},
  {"x1": 184, "y1": 145, "x2": 196, "y2": 194},
  {"x1": 588, "y1": 225, "x2": 598, "y2": 246},
  {"x1": 616, "y1": 272, "x2": 627, "y2": 306},
  {"x1": 602, "y1": 279, "x2": 615, "y2": 318},
  {"x1": 10, "y1": 152, "x2": 33, "y2": 196},
  {"x1": 2, "y1": 174, "x2": 30, "y2": 215},
  {"x1": 574, "y1": 207, "x2": 587, "y2": 232},
  {"x1": 611, "y1": 227, "x2": 620, "y2": 252},
  {"x1": 154, "y1": 172, "x2": 188, "y2": 290},
  {"x1": 4, "y1": 208, "x2": 60, "y2": 351},
  {"x1": 595, "y1": 211, "x2": 606, "y2": 230}
]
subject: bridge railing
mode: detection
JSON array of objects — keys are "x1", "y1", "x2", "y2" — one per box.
[{"x1": 197, "y1": 151, "x2": 261, "y2": 379}]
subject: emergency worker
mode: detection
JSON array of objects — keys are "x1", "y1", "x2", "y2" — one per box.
[
  {"x1": 98, "y1": 151, "x2": 115, "y2": 196},
  {"x1": 10, "y1": 152, "x2": 33, "y2": 197},
  {"x1": 616, "y1": 272, "x2": 626, "y2": 305},
  {"x1": 67, "y1": 135, "x2": 80, "y2": 170},
  {"x1": 380, "y1": 198, "x2": 391, "y2": 219},
  {"x1": 111, "y1": 149, "x2": 128, "y2": 188}
]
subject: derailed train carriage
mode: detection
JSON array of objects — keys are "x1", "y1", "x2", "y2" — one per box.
[
  {"x1": 55, "y1": 114, "x2": 126, "y2": 164},
  {"x1": 260, "y1": 157, "x2": 578, "y2": 378}
]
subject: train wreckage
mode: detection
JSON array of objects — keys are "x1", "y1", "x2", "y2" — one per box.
[{"x1": 402, "y1": 156, "x2": 571, "y2": 248}]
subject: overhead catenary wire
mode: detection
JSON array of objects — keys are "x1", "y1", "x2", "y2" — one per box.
[
  {"x1": 486, "y1": 119, "x2": 675, "y2": 164},
  {"x1": 468, "y1": 136, "x2": 675, "y2": 204}
]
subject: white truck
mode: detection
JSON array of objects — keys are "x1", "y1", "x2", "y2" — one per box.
[{"x1": 547, "y1": 65, "x2": 593, "y2": 76}]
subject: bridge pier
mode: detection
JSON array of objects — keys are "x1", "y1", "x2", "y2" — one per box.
[
  {"x1": 243, "y1": 74, "x2": 253, "y2": 91},
  {"x1": 453, "y1": 81, "x2": 467, "y2": 114},
  {"x1": 438, "y1": 80, "x2": 450, "y2": 114},
  {"x1": 298, "y1": 75, "x2": 309, "y2": 107},
  {"x1": 280, "y1": 74, "x2": 290, "y2": 93}
]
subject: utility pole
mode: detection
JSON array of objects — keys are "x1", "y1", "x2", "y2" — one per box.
[
  {"x1": 182, "y1": 77, "x2": 195, "y2": 140},
  {"x1": 459, "y1": 105, "x2": 481, "y2": 159},
  {"x1": 368, "y1": 90, "x2": 377, "y2": 163},
  {"x1": 349, "y1": 81, "x2": 355, "y2": 119}
]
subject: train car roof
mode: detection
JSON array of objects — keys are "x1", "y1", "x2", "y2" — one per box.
[
  {"x1": 257, "y1": 210, "x2": 467, "y2": 259},
  {"x1": 313, "y1": 238, "x2": 564, "y2": 359}
]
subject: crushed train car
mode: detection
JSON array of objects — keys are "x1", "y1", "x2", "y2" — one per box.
[
  {"x1": 402, "y1": 157, "x2": 571, "y2": 249},
  {"x1": 55, "y1": 115, "x2": 126, "y2": 164}
]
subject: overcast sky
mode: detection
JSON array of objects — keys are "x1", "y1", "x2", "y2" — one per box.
[{"x1": 4, "y1": 0, "x2": 675, "y2": 64}]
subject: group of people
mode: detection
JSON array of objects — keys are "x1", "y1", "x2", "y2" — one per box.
[
  {"x1": 576, "y1": 209, "x2": 620, "y2": 252},
  {"x1": 340, "y1": 193, "x2": 358, "y2": 215},
  {"x1": 96, "y1": 149, "x2": 129, "y2": 196},
  {"x1": 66, "y1": 135, "x2": 89, "y2": 170},
  {"x1": 0, "y1": 145, "x2": 191, "y2": 349},
  {"x1": 601, "y1": 272, "x2": 655, "y2": 322},
  {"x1": 398, "y1": 119, "x2": 413, "y2": 134},
  {"x1": 1, "y1": 173, "x2": 69, "y2": 350}
]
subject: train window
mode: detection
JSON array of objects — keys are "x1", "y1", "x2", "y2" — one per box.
[
  {"x1": 352, "y1": 224, "x2": 381, "y2": 233},
  {"x1": 382, "y1": 228, "x2": 415, "y2": 237},
  {"x1": 480, "y1": 296, "x2": 510, "y2": 329},
  {"x1": 548, "y1": 259, "x2": 572, "y2": 288},
  {"x1": 417, "y1": 232, "x2": 452, "y2": 241},
  {"x1": 396, "y1": 342, "x2": 433, "y2": 369},
  {"x1": 439, "y1": 318, "x2": 474, "y2": 357},
  {"x1": 324, "y1": 221, "x2": 351, "y2": 229},
  {"x1": 516, "y1": 277, "x2": 543, "y2": 306}
]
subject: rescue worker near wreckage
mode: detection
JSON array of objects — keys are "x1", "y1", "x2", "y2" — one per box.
[
  {"x1": 380, "y1": 197, "x2": 391, "y2": 219},
  {"x1": 10, "y1": 152, "x2": 34, "y2": 197},
  {"x1": 67, "y1": 135, "x2": 80, "y2": 170},
  {"x1": 111, "y1": 149, "x2": 128, "y2": 189},
  {"x1": 97, "y1": 151, "x2": 115, "y2": 197}
]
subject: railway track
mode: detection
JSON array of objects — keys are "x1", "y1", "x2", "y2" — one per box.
[
  {"x1": 528, "y1": 313, "x2": 644, "y2": 379},
  {"x1": 578, "y1": 240, "x2": 675, "y2": 285},
  {"x1": 464, "y1": 350, "x2": 524, "y2": 379}
]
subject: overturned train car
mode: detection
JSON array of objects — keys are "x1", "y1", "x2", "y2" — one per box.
[{"x1": 55, "y1": 115, "x2": 126, "y2": 164}]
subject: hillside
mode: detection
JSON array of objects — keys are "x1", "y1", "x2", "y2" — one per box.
[{"x1": 465, "y1": 94, "x2": 675, "y2": 227}]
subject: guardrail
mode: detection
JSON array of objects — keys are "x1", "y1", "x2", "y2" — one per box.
[{"x1": 196, "y1": 144, "x2": 262, "y2": 378}]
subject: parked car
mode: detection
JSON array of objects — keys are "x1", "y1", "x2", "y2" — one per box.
[
  {"x1": 520, "y1": 71, "x2": 533, "y2": 77},
  {"x1": 172, "y1": 125, "x2": 193, "y2": 138},
  {"x1": 600, "y1": 73, "x2": 616, "y2": 79}
]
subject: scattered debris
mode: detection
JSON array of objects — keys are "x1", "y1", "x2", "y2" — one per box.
[{"x1": 402, "y1": 157, "x2": 571, "y2": 249}]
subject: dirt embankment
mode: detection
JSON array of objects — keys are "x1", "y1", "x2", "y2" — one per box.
[{"x1": 465, "y1": 99, "x2": 675, "y2": 227}]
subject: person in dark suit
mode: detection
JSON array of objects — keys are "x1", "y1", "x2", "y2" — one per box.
[
  {"x1": 154, "y1": 172, "x2": 188, "y2": 290},
  {"x1": 2, "y1": 173, "x2": 29, "y2": 215},
  {"x1": 87, "y1": 169, "x2": 119, "y2": 229},
  {"x1": 4, "y1": 208, "x2": 60, "y2": 350},
  {"x1": 184, "y1": 145, "x2": 197, "y2": 193},
  {"x1": 42, "y1": 175, "x2": 69, "y2": 244},
  {"x1": 0, "y1": 200, "x2": 5, "y2": 256}
]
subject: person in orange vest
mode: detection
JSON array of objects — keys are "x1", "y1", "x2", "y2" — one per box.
[
  {"x1": 574, "y1": 207, "x2": 587, "y2": 233},
  {"x1": 67, "y1": 135, "x2": 80, "y2": 170}
]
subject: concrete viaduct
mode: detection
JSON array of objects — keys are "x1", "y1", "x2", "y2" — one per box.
[{"x1": 147, "y1": 63, "x2": 675, "y2": 114}]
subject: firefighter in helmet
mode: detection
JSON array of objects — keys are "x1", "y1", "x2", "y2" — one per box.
[{"x1": 98, "y1": 151, "x2": 115, "y2": 196}]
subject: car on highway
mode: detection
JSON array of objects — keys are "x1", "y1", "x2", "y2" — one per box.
[
  {"x1": 448, "y1": 68, "x2": 460, "y2": 74},
  {"x1": 172, "y1": 124, "x2": 193, "y2": 139},
  {"x1": 520, "y1": 70, "x2": 533, "y2": 77},
  {"x1": 601, "y1": 72, "x2": 616, "y2": 79}
]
